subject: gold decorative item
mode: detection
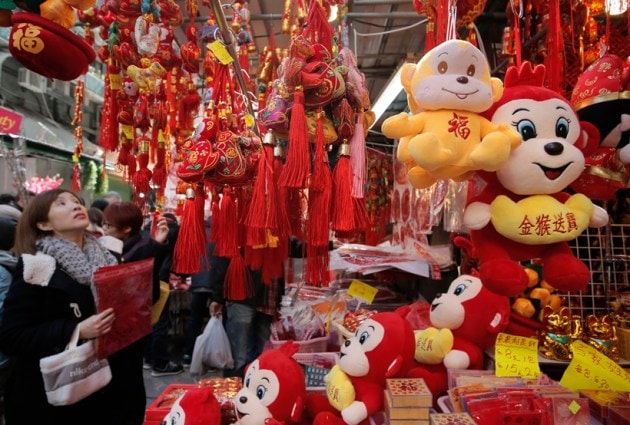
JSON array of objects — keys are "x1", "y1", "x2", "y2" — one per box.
[
  {"x1": 582, "y1": 314, "x2": 620, "y2": 362},
  {"x1": 539, "y1": 306, "x2": 575, "y2": 361}
]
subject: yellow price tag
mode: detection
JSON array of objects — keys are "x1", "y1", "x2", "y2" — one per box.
[
  {"x1": 560, "y1": 340, "x2": 630, "y2": 392},
  {"x1": 209, "y1": 40, "x2": 233, "y2": 65},
  {"x1": 494, "y1": 333, "x2": 541, "y2": 379},
  {"x1": 346, "y1": 280, "x2": 378, "y2": 304}
]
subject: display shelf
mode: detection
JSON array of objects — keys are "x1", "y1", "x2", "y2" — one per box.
[{"x1": 568, "y1": 224, "x2": 629, "y2": 319}]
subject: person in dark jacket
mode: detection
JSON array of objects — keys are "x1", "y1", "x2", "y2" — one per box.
[
  {"x1": 102, "y1": 201, "x2": 170, "y2": 425},
  {"x1": 0, "y1": 189, "x2": 118, "y2": 425},
  {"x1": 182, "y1": 218, "x2": 230, "y2": 366}
]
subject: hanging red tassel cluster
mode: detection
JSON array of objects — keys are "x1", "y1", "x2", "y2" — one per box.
[
  {"x1": 305, "y1": 112, "x2": 332, "y2": 286},
  {"x1": 172, "y1": 183, "x2": 206, "y2": 275}
]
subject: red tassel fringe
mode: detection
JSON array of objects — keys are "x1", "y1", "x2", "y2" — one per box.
[
  {"x1": 279, "y1": 90, "x2": 310, "y2": 189},
  {"x1": 172, "y1": 183, "x2": 206, "y2": 275}
]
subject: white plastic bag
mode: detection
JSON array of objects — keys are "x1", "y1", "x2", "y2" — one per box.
[{"x1": 190, "y1": 316, "x2": 234, "y2": 377}]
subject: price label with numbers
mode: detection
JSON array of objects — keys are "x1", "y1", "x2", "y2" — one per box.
[
  {"x1": 209, "y1": 40, "x2": 233, "y2": 65},
  {"x1": 560, "y1": 340, "x2": 630, "y2": 392},
  {"x1": 494, "y1": 332, "x2": 540, "y2": 379},
  {"x1": 346, "y1": 280, "x2": 378, "y2": 304}
]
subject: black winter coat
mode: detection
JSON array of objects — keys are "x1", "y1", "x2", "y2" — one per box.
[{"x1": 0, "y1": 255, "x2": 114, "y2": 425}]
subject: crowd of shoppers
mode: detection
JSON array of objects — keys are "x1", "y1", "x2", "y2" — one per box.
[{"x1": 0, "y1": 188, "x2": 282, "y2": 424}]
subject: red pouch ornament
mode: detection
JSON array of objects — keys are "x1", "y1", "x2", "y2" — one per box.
[{"x1": 9, "y1": 12, "x2": 96, "y2": 81}]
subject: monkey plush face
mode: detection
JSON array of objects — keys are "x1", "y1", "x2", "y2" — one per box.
[
  {"x1": 491, "y1": 96, "x2": 586, "y2": 195},
  {"x1": 402, "y1": 39, "x2": 502, "y2": 114},
  {"x1": 430, "y1": 275, "x2": 483, "y2": 330},
  {"x1": 234, "y1": 358, "x2": 280, "y2": 425},
  {"x1": 338, "y1": 317, "x2": 385, "y2": 377}
]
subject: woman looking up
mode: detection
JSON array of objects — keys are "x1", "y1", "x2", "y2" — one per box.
[{"x1": 0, "y1": 189, "x2": 118, "y2": 425}]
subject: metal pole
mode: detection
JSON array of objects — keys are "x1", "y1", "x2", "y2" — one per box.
[{"x1": 208, "y1": 0, "x2": 257, "y2": 124}]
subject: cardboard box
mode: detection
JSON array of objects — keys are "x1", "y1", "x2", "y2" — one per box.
[
  {"x1": 385, "y1": 378, "x2": 433, "y2": 408},
  {"x1": 430, "y1": 412, "x2": 477, "y2": 425},
  {"x1": 385, "y1": 389, "x2": 430, "y2": 420},
  {"x1": 580, "y1": 390, "x2": 630, "y2": 423}
]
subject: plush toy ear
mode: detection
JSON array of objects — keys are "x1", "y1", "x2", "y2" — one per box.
[
  {"x1": 576, "y1": 120, "x2": 601, "y2": 157},
  {"x1": 490, "y1": 77, "x2": 504, "y2": 102},
  {"x1": 400, "y1": 63, "x2": 416, "y2": 94}
]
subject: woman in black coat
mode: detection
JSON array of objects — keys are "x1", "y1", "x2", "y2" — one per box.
[
  {"x1": 0, "y1": 189, "x2": 118, "y2": 425},
  {"x1": 102, "y1": 202, "x2": 170, "y2": 425}
]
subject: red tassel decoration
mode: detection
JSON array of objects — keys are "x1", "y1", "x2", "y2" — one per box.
[
  {"x1": 279, "y1": 89, "x2": 310, "y2": 189},
  {"x1": 331, "y1": 142, "x2": 354, "y2": 233},
  {"x1": 151, "y1": 142, "x2": 167, "y2": 189},
  {"x1": 209, "y1": 192, "x2": 220, "y2": 243},
  {"x1": 71, "y1": 163, "x2": 81, "y2": 192},
  {"x1": 305, "y1": 111, "x2": 332, "y2": 286},
  {"x1": 544, "y1": 0, "x2": 563, "y2": 93},
  {"x1": 224, "y1": 253, "x2": 252, "y2": 301},
  {"x1": 172, "y1": 183, "x2": 206, "y2": 274},
  {"x1": 350, "y1": 112, "x2": 366, "y2": 199},
  {"x1": 214, "y1": 187, "x2": 239, "y2": 258},
  {"x1": 132, "y1": 137, "x2": 152, "y2": 196}
]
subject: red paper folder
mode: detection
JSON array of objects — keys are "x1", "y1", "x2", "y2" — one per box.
[{"x1": 93, "y1": 258, "x2": 154, "y2": 359}]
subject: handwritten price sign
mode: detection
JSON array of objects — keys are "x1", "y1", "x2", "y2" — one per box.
[
  {"x1": 560, "y1": 340, "x2": 630, "y2": 392},
  {"x1": 494, "y1": 333, "x2": 541, "y2": 379},
  {"x1": 346, "y1": 280, "x2": 378, "y2": 304}
]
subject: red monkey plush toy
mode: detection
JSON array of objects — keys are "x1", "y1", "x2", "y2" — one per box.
[
  {"x1": 161, "y1": 387, "x2": 221, "y2": 425},
  {"x1": 463, "y1": 62, "x2": 608, "y2": 297},
  {"x1": 306, "y1": 312, "x2": 416, "y2": 425},
  {"x1": 233, "y1": 341, "x2": 307, "y2": 425},
  {"x1": 407, "y1": 273, "x2": 510, "y2": 402}
]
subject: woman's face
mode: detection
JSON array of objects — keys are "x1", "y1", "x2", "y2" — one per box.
[
  {"x1": 103, "y1": 220, "x2": 130, "y2": 240},
  {"x1": 38, "y1": 192, "x2": 89, "y2": 236}
]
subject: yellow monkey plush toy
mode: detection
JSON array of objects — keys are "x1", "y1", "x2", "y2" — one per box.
[{"x1": 382, "y1": 39, "x2": 521, "y2": 188}]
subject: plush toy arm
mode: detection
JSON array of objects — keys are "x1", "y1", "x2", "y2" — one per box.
[
  {"x1": 463, "y1": 202, "x2": 491, "y2": 230},
  {"x1": 479, "y1": 120, "x2": 522, "y2": 147},
  {"x1": 589, "y1": 205, "x2": 609, "y2": 228},
  {"x1": 340, "y1": 401, "x2": 369, "y2": 425},
  {"x1": 382, "y1": 112, "x2": 425, "y2": 139},
  {"x1": 443, "y1": 349, "x2": 470, "y2": 370}
]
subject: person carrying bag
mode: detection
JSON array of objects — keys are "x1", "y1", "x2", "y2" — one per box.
[{"x1": 40, "y1": 327, "x2": 111, "y2": 406}]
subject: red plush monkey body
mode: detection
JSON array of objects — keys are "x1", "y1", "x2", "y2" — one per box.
[
  {"x1": 306, "y1": 312, "x2": 416, "y2": 425},
  {"x1": 408, "y1": 274, "x2": 510, "y2": 403}
]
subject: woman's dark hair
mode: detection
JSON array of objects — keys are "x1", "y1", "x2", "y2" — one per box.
[
  {"x1": 103, "y1": 202, "x2": 143, "y2": 236},
  {"x1": 14, "y1": 189, "x2": 81, "y2": 256},
  {"x1": 88, "y1": 207, "x2": 104, "y2": 227}
]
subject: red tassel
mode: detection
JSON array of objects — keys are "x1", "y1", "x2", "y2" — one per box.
[
  {"x1": 279, "y1": 90, "x2": 310, "y2": 189},
  {"x1": 214, "y1": 187, "x2": 239, "y2": 258},
  {"x1": 305, "y1": 112, "x2": 332, "y2": 286},
  {"x1": 172, "y1": 183, "x2": 206, "y2": 274},
  {"x1": 99, "y1": 79, "x2": 119, "y2": 152},
  {"x1": 151, "y1": 147, "x2": 167, "y2": 189},
  {"x1": 350, "y1": 112, "x2": 366, "y2": 199},
  {"x1": 353, "y1": 197, "x2": 371, "y2": 231},
  {"x1": 224, "y1": 253, "x2": 252, "y2": 301},
  {"x1": 209, "y1": 194, "x2": 220, "y2": 243},
  {"x1": 331, "y1": 143, "x2": 355, "y2": 233},
  {"x1": 71, "y1": 163, "x2": 81, "y2": 192},
  {"x1": 545, "y1": 0, "x2": 563, "y2": 93}
]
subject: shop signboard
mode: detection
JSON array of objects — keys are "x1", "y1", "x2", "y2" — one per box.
[{"x1": 0, "y1": 107, "x2": 23, "y2": 134}]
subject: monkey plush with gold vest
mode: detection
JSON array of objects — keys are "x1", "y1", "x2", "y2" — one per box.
[
  {"x1": 306, "y1": 312, "x2": 416, "y2": 425},
  {"x1": 382, "y1": 39, "x2": 521, "y2": 188}
]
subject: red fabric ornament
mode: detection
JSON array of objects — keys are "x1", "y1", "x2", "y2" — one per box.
[
  {"x1": 9, "y1": 12, "x2": 96, "y2": 81},
  {"x1": 132, "y1": 137, "x2": 152, "y2": 196}
]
